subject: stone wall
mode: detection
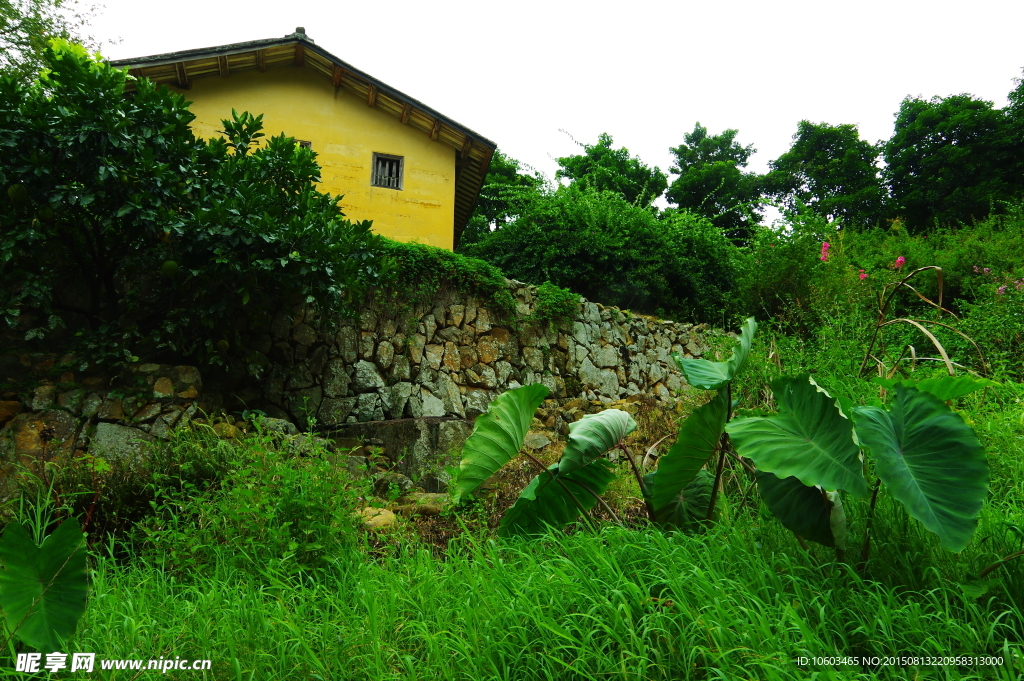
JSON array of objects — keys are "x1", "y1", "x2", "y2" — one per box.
[
  {"x1": 0, "y1": 280, "x2": 717, "y2": 487},
  {"x1": 256, "y1": 280, "x2": 714, "y2": 430}
]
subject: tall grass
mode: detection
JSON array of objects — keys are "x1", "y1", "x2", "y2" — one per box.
[{"x1": 51, "y1": 519, "x2": 1020, "y2": 681}]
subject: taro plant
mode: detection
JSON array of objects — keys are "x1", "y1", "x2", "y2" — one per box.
[
  {"x1": 450, "y1": 317, "x2": 759, "y2": 536},
  {"x1": 726, "y1": 373, "x2": 992, "y2": 563},
  {"x1": 0, "y1": 518, "x2": 88, "y2": 651}
]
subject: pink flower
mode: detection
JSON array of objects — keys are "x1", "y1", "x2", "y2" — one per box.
[
  {"x1": 820, "y1": 242, "x2": 830, "y2": 262},
  {"x1": 984, "y1": 268, "x2": 991, "y2": 274},
  {"x1": 859, "y1": 269, "x2": 867, "y2": 280},
  {"x1": 998, "y1": 286, "x2": 1007, "y2": 295},
  {"x1": 973, "y1": 266, "x2": 980, "y2": 273},
  {"x1": 895, "y1": 256, "x2": 905, "y2": 269}
]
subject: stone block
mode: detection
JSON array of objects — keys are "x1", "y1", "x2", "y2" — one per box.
[
  {"x1": 353, "y1": 360, "x2": 386, "y2": 391},
  {"x1": 355, "y1": 392, "x2": 384, "y2": 422},
  {"x1": 91, "y1": 423, "x2": 153, "y2": 462},
  {"x1": 336, "y1": 326, "x2": 359, "y2": 363},
  {"x1": 442, "y1": 342, "x2": 461, "y2": 372},
  {"x1": 377, "y1": 341, "x2": 395, "y2": 369},
  {"x1": 292, "y1": 323, "x2": 317, "y2": 346},
  {"x1": 408, "y1": 334, "x2": 426, "y2": 364},
  {"x1": 318, "y1": 397, "x2": 357, "y2": 426},
  {"x1": 522, "y1": 347, "x2": 545, "y2": 372},
  {"x1": 412, "y1": 387, "x2": 445, "y2": 418},
  {"x1": 382, "y1": 382, "x2": 414, "y2": 419},
  {"x1": 360, "y1": 331, "x2": 376, "y2": 360},
  {"x1": 424, "y1": 344, "x2": 444, "y2": 370}
]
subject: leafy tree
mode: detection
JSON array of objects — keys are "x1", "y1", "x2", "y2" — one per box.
[
  {"x1": 459, "y1": 149, "x2": 545, "y2": 248},
  {"x1": 0, "y1": 41, "x2": 383, "y2": 369},
  {"x1": 462, "y1": 183, "x2": 738, "y2": 322},
  {"x1": 555, "y1": 132, "x2": 667, "y2": 208},
  {"x1": 883, "y1": 94, "x2": 1019, "y2": 232},
  {"x1": 764, "y1": 120, "x2": 887, "y2": 228},
  {"x1": 1008, "y1": 70, "x2": 1024, "y2": 194},
  {"x1": 667, "y1": 123, "x2": 763, "y2": 241},
  {"x1": 0, "y1": 0, "x2": 100, "y2": 82}
]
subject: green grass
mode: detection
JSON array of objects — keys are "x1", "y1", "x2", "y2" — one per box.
[{"x1": 50, "y1": 519, "x2": 1020, "y2": 681}]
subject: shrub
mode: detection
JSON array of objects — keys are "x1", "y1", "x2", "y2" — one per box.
[
  {"x1": 463, "y1": 184, "x2": 739, "y2": 323},
  {"x1": 0, "y1": 42, "x2": 384, "y2": 371}
]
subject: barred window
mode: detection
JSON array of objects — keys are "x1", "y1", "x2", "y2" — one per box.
[
  {"x1": 297, "y1": 140, "x2": 312, "y2": 149},
  {"x1": 372, "y1": 153, "x2": 403, "y2": 190}
]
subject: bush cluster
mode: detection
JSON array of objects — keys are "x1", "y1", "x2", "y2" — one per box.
[
  {"x1": 462, "y1": 185, "x2": 740, "y2": 323},
  {"x1": 0, "y1": 42, "x2": 384, "y2": 371}
]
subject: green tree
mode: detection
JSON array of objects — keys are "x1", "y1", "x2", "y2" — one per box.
[
  {"x1": 459, "y1": 149, "x2": 545, "y2": 248},
  {"x1": 666, "y1": 123, "x2": 763, "y2": 241},
  {"x1": 883, "y1": 94, "x2": 1018, "y2": 232},
  {"x1": 0, "y1": 0, "x2": 99, "y2": 82},
  {"x1": 0, "y1": 41, "x2": 383, "y2": 368},
  {"x1": 555, "y1": 132, "x2": 667, "y2": 208},
  {"x1": 462, "y1": 184, "x2": 738, "y2": 322},
  {"x1": 764, "y1": 120, "x2": 887, "y2": 228},
  {"x1": 1007, "y1": 70, "x2": 1024, "y2": 193}
]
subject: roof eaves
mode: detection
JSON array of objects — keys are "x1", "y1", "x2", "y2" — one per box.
[{"x1": 108, "y1": 33, "x2": 497, "y2": 150}]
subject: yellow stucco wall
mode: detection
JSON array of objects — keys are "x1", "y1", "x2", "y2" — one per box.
[{"x1": 179, "y1": 66, "x2": 456, "y2": 250}]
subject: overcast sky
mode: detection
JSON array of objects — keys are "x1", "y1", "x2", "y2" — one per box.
[{"x1": 92, "y1": 0, "x2": 1023, "y2": 186}]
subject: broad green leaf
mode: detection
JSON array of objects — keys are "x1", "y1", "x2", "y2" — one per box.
[
  {"x1": 870, "y1": 375, "x2": 998, "y2": 402},
  {"x1": 727, "y1": 375, "x2": 869, "y2": 498},
  {"x1": 558, "y1": 409, "x2": 636, "y2": 476},
  {"x1": 0, "y1": 520, "x2": 88, "y2": 652},
  {"x1": 648, "y1": 389, "x2": 728, "y2": 512},
  {"x1": 756, "y1": 472, "x2": 846, "y2": 549},
  {"x1": 853, "y1": 385, "x2": 988, "y2": 552},
  {"x1": 645, "y1": 468, "x2": 715, "y2": 529},
  {"x1": 498, "y1": 459, "x2": 616, "y2": 537},
  {"x1": 673, "y1": 317, "x2": 756, "y2": 390},
  {"x1": 451, "y1": 383, "x2": 549, "y2": 502}
]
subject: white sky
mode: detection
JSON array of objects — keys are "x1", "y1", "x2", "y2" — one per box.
[{"x1": 91, "y1": 0, "x2": 1023, "y2": 187}]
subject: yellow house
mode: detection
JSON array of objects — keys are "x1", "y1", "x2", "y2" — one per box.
[{"x1": 111, "y1": 28, "x2": 496, "y2": 250}]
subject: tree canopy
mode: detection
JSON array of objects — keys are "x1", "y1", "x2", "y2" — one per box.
[
  {"x1": 666, "y1": 123, "x2": 763, "y2": 241},
  {"x1": 459, "y1": 149, "x2": 546, "y2": 248},
  {"x1": 0, "y1": 0, "x2": 99, "y2": 82},
  {"x1": 1, "y1": 41, "x2": 383, "y2": 369},
  {"x1": 555, "y1": 132, "x2": 667, "y2": 208},
  {"x1": 765, "y1": 120, "x2": 886, "y2": 228},
  {"x1": 883, "y1": 93, "x2": 1020, "y2": 231}
]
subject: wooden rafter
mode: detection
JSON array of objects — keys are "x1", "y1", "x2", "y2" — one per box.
[
  {"x1": 295, "y1": 44, "x2": 305, "y2": 67},
  {"x1": 367, "y1": 84, "x2": 377, "y2": 107},
  {"x1": 257, "y1": 49, "x2": 266, "y2": 72},
  {"x1": 218, "y1": 56, "x2": 229, "y2": 77},
  {"x1": 460, "y1": 136, "x2": 473, "y2": 159},
  {"x1": 478, "y1": 147, "x2": 493, "y2": 174},
  {"x1": 332, "y1": 64, "x2": 343, "y2": 87},
  {"x1": 175, "y1": 61, "x2": 189, "y2": 88},
  {"x1": 430, "y1": 119, "x2": 441, "y2": 141},
  {"x1": 400, "y1": 102, "x2": 411, "y2": 124}
]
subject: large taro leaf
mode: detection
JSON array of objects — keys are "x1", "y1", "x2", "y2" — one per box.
[
  {"x1": 451, "y1": 383, "x2": 549, "y2": 502},
  {"x1": 499, "y1": 459, "x2": 616, "y2": 537},
  {"x1": 648, "y1": 389, "x2": 728, "y2": 513},
  {"x1": 756, "y1": 472, "x2": 847, "y2": 549},
  {"x1": 726, "y1": 374, "x2": 869, "y2": 498},
  {"x1": 557, "y1": 409, "x2": 636, "y2": 477},
  {"x1": 870, "y1": 375, "x2": 998, "y2": 402},
  {"x1": 853, "y1": 384, "x2": 988, "y2": 552},
  {"x1": 673, "y1": 317, "x2": 757, "y2": 390},
  {"x1": 644, "y1": 468, "x2": 715, "y2": 529},
  {"x1": 0, "y1": 520, "x2": 88, "y2": 652}
]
